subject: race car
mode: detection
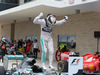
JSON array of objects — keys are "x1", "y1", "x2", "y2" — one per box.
[
  {"x1": 56, "y1": 44, "x2": 79, "y2": 72},
  {"x1": 57, "y1": 51, "x2": 80, "y2": 72},
  {"x1": 82, "y1": 53, "x2": 100, "y2": 74},
  {"x1": 55, "y1": 44, "x2": 79, "y2": 61},
  {"x1": 0, "y1": 54, "x2": 55, "y2": 75},
  {"x1": 57, "y1": 47, "x2": 100, "y2": 74},
  {"x1": 57, "y1": 34, "x2": 100, "y2": 74},
  {"x1": 7, "y1": 46, "x2": 26, "y2": 55}
]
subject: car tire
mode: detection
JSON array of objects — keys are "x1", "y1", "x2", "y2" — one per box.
[
  {"x1": 57, "y1": 60, "x2": 68, "y2": 72},
  {"x1": 0, "y1": 66, "x2": 6, "y2": 75}
]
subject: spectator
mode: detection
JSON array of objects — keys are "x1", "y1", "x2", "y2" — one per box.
[
  {"x1": 18, "y1": 39, "x2": 24, "y2": 49},
  {"x1": 26, "y1": 39, "x2": 31, "y2": 54},
  {"x1": 1, "y1": 38, "x2": 7, "y2": 62},
  {"x1": 20, "y1": 39, "x2": 24, "y2": 48},
  {"x1": 23, "y1": 40, "x2": 27, "y2": 53},
  {"x1": 33, "y1": 39, "x2": 39, "y2": 59},
  {"x1": 13, "y1": 40, "x2": 17, "y2": 51},
  {"x1": 0, "y1": 40, "x2": 2, "y2": 51},
  {"x1": 18, "y1": 40, "x2": 21, "y2": 48},
  {"x1": 9, "y1": 40, "x2": 13, "y2": 47}
]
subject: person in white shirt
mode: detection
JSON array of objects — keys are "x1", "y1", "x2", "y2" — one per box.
[
  {"x1": 33, "y1": 12, "x2": 68, "y2": 70},
  {"x1": 33, "y1": 39, "x2": 39, "y2": 59}
]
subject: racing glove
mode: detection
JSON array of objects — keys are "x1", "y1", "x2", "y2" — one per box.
[
  {"x1": 64, "y1": 16, "x2": 68, "y2": 21},
  {"x1": 39, "y1": 12, "x2": 43, "y2": 18}
]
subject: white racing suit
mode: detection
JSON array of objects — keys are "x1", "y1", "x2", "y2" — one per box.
[{"x1": 33, "y1": 13, "x2": 67, "y2": 69}]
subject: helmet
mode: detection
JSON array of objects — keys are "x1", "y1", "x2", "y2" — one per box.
[
  {"x1": 59, "y1": 44, "x2": 68, "y2": 50},
  {"x1": 46, "y1": 14, "x2": 56, "y2": 26},
  {"x1": 2, "y1": 37, "x2": 6, "y2": 43}
]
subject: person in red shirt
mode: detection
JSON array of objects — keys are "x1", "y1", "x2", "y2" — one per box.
[{"x1": 26, "y1": 39, "x2": 31, "y2": 54}]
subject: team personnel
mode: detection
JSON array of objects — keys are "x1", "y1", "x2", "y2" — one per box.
[
  {"x1": 33, "y1": 39, "x2": 39, "y2": 59},
  {"x1": 1, "y1": 38, "x2": 7, "y2": 62}
]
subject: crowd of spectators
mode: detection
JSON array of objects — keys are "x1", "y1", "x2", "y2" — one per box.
[{"x1": 0, "y1": 39, "x2": 38, "y2": 55}]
